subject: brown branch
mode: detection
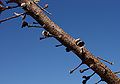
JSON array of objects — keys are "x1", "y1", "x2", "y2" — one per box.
[{"x1": 14, "y1": 0, "x2": 120, "y2": 84}]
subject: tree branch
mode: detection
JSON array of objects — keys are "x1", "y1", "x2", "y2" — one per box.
[{"x1": 14, "y1": 0, "x2": 120, "y2": 83}]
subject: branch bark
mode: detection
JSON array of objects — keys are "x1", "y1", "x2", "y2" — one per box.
[{"x1": 14, "y1": 0, "x2": 120, "y2": 84}]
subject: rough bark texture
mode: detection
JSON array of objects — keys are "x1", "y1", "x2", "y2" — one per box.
[{"x1": 15, "y1": 0, "x2": 120, "y2": 84}]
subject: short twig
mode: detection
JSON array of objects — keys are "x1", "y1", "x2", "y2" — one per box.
[
  {"x1": 114, "y1": 71, "x2": 120, "y2": 74},
  {"x1": 28, "y1": 25, "x2": 43, "y2": 28},
  {"x1": 55, "y1": 44, "x2": 63, "y2": 47},
  {"x1": 97, "y1": 57, "x2": 113, "y2": 65},
  {"x1": 6, "y1": 5, "x2": 20, "y2": 10},
  {"x1": 95, "y1": 79, "x2": 102, "y2": 84},
  {"x1": 0, "y1": 12, "x2": 25, "y2": 23},
  {"x1": 95, "y1": 78, "x2": 104, "y2": 84},
  {"x1": 33, "y1": 1, "x2": 52, "y2": 15},
  {"x1": 33, "y1": 22, "x2": 39, "y2": 24},
  {"x1": 69, "y1": 62, "x2": 84, "y2": 74}
]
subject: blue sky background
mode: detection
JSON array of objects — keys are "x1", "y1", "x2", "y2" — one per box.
[{"x1": 0, "y1": 0, "x2": 120, "y2": 84}]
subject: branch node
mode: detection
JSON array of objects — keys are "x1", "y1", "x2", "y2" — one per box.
[
  {"x1": 21, "y1": 21, "x2": 28, "y2": 28},
  {"x1": 43, "y1": 4, "x2": 49, "y2": 9},
  {"x1": 21, "y1": 3, "x2": 26, "y2": 7},
  {"x1": 82, "y1": 72, "x2": 96, "y2": 84},
  {"x1": 40, "y1": 30, "x2": 53, "y2": 40},
  {"x1": 75, "y1": 38, "x2": 85, "y2": 54},
  {"x1": 65, "y1": 47, "x2": 71, "y2": 52},
  {"x1": 80, "y1": 67, "x2": 90, "y2": 73},
  {"x1": 75, "y1": 38, "x2": 85, "y2": 47}
]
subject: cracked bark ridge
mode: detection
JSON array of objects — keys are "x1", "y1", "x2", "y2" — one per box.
[{"x1": 14, "y1": 0, "x2": 120, "y2": 84}]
